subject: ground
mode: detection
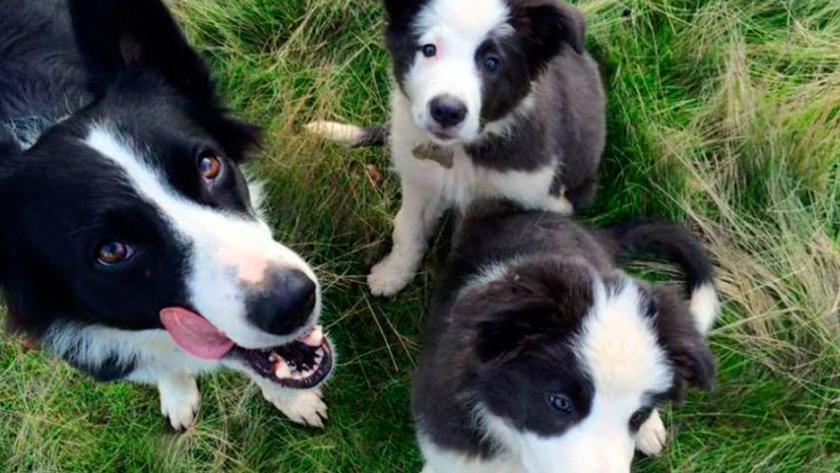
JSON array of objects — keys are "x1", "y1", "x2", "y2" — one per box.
[{"x1": 1, "y1": 0, "x2": 839, "y2": 471}]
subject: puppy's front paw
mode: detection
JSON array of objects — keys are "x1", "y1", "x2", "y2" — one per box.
[
  {"x1": 262, "y1": 386, "x2": 328, "y2": 428},
  {"x1": 158, "y1": 375, "x2": 200, "y2": 431},
  {"x1": 368, "y1": 255, "x2": 415, "y2": 297},
  {"x1": 635, "y1": 409, "x2": 668, "y2": 456}
]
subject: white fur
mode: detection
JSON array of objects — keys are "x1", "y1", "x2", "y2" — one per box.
[
  {"x1": 419, "y1": 434, "x2": 522, "y2": 473},
  {"x1": 690, "y1": 283, "x2": 720, "y2": 336},
  {"x1": 406, "y1": 0, "x2": 512, "y2": 142},
  {"x1": 85, "y1": 125, "x2": 320, "y2": 349},
  {"x1": 158, "y1": 373, "x2": 201, "y2": 430},
  {"x1": 43, "y1": 318, "x2": 329, "y2": 429},
  {"x1": 368, "y1": 93, "x2": 568, "y2": 296},
  {"x1": 259, "y1": 383, "x2": 328, "y2": 428},
  {"x1": 633, "y1": 409, "x2": 668, "y2": 456},
  {"x1": 305, "y1": 121, "x2": 366, "y2": 146}
]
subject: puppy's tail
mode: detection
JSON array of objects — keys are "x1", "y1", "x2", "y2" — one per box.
[
  {"x1": 605, "y1": 219, "x2": 720, "y2": 336},
  {"x1": 305, "y1": 120, "x2": 389, "y2": 148}
]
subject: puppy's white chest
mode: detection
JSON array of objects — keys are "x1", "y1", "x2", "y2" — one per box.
[
  {"x1": 389, "y1": 90, "x2": 557, "y2": 210},
  {"x1": 393, "y1": 137, "x2": 555, "y2": 210}
]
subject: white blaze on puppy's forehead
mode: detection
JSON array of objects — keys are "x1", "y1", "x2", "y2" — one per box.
[
  {"x1": 576, "y1": 278, "x2": 672, "y2": 397},
  {"x1": 414, "y1": 0, "x2": 512, "y2": 40},
  {"x1": 84, "y1": 124, "x2": 319, "y2": 349}
]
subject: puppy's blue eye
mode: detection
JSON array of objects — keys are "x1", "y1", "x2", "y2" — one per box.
[
  {"x1": 422, "y1": 44, "x2": 437, "y2": 58},
  {"x1": 549, "y1": 394, "x2": 573, "y2": 413},
  {"x1": 485, "y1": 57, "x2": 500, "y2": 72}
]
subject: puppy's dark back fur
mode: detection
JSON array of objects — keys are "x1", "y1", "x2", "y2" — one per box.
[
  {"x1": 413, "y1": 202, "x2": 716, "y2": 457},
  {"x1": 465, "y1": 47, "x2": 605, "y2": 209}
]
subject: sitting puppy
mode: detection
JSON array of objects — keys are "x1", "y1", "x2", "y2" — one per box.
[
  {"x1": 0, "y1": 0, "x2": 332, "y2": 429},
  {"x1": 308, "y1": 0, "x2": 605, "y2": 296},
  {"x1": 413, "y1": 202, "x2": 719, "y2": 473}
]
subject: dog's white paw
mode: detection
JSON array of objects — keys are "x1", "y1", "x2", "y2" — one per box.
[
  {"x1": 635, "y1": 409, "x2": 668, "y2": 456},
  {"x1": 368, "y1": 255, "x2": 415, "y2": 297},
  {"x1": 158, "y1": 376, "x2": 200, "y2": 431},
  {"x1": 543, "y1": 195, "x2": 574, "y2": 216},
  {"x1": 263, "y1": 386, "x2": 328, "y2": 428}
]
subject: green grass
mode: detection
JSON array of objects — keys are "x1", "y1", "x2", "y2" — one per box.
[{"x1": 2, "y1": 0, "x2": 840, "y2": 471}]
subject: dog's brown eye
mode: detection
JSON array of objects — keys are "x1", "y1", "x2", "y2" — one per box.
[
  {"x1": 199, "y1": 151, "x2": 222, "y2": 181},
  {"x1": 96, "y1": 240, "x2": 134, "y2": 266}
]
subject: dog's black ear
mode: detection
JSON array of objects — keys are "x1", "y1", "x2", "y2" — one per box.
[
  {"x1": 454, "y1": 261, "x2": 594, "y2": 363},
  {"x1": 69, "y1": 0, "x2": 212, "y2": 100},
  {"x1": 69, "y1": 0, "x2": 260, "y2": 160},
  {"x1": 0, "y1": 243, "x2": 65, "y2": 339},
  {"x1": 382, "y1": 0, "x2": 427, "y2": 24},
  {"x1": 511, "y1": 0, "x2": 587, "y2": 74},
  {"x1": 652, "y1": 289, "x2": 717, "y2": 403}
]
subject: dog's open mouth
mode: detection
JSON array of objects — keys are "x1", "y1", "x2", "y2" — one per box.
[
  {"x1": 234, "y1": 325, "x2": 333, "y2": 389},
  {"x1": 159, "y1": 307, "x2": 333, "y2": 389}
]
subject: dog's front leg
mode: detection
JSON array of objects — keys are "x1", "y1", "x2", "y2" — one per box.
[
  {"x1": 368, "y1": 180, "x2": 445, "y2": 297},
  {"x1": 157, "y1": 372, "x2": 201, "y2": 431},
  {"x1": 256, "y1": 378, "x2": 328, "y2": 428}
]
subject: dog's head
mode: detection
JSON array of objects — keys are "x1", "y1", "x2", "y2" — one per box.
[
  {"x1": 383, "y1": 0, "x2": 585, "y2": 144},
  {"x1": 451, "y1": 258, "x2": 715, "y2": 473},
  {"x1": 0, "y1": 0, "x2": 332, "y2": 388}
]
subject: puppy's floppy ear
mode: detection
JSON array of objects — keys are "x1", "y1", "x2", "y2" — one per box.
[
  {"x1": 511, "y1": 0, "x2": 587, "y2": 74},
  {"x1": 652, "y1": 288, "x2": 717, "y2": 403},
  {"x1": 454, "y1": 261, "x2": 594, "y2": 363},
  {"x1": 382, "y1": 0, "x2": 427, "y2": 24},
  {"x1": 69, "y1": 0, "x2": 212, "y2": 99}
]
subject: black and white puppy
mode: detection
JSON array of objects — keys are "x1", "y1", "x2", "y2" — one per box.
[
  {"x1": 0, "y1": 0, "x2": 333, "y2": 429},
  {"x1": 308, "y1": 0, "x2": 605, "y2": 297},
  {"x1": 413, "y1": 203, "x2": 719, "y2": 473}
]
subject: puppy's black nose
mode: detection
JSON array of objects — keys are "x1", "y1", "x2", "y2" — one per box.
[
  {"x1": 430, "y1": 95, "x2": 467, "y2": 128},
  {"x1": 247, "y1": 268, "x2": 316, "y2": 336}
]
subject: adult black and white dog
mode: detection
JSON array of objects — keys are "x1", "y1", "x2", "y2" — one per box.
[
  {"x1": 308, "y1": 0, "x2": 605, "y2": 297},
  {"x1": 0, "y1": 0, "x2": 333, "y2": 429},
  {"x1": 413, "y1": 202, "x2": 719, "y2": 473}
]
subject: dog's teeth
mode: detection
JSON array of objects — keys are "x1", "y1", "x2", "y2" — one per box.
[
  {"x1": 274, "y1": 360, "x2": 292, "y2": 379},
  {"x1": 301, "y1": 326, "x2": 324, "y2": 347}
]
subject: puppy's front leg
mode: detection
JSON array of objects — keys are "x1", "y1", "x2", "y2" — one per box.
[
  {"x1": 257, "y1": 378, "x2": 328, "y2": 428},
  {"x1": 369, "y1": 180, "x2": 445, "y2": 297},
  {"x1": 635, "y1": 408, "x2": 668, "y2": 456},
  {"x1": 157, "y1": 372, "x2": 201, "y2": 431}
]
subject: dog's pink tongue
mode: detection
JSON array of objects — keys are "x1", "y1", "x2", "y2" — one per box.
[{"x1": 160, "y1": 308, "x2": 235, "y2": 360}]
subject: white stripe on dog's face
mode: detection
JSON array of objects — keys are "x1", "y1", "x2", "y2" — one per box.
[
  {"x1": 485, "y1": 278, "x2": 673, "y2": 473},
  {"x1": 406, "y1": 0, "x2": 511, "y2": 143},
  {"x1": 85, "y1": 125, "x2": 319, "y2": 349}
]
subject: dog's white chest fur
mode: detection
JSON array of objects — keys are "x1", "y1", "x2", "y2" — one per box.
[{"x1": 389, "y1": 92, "x2": 560, "y2": 211}]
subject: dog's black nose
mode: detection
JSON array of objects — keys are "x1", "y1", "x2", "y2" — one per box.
[
  {"x1": 247, "y1": 268, "x2": 316, "y2": 336},
  {"x1": 430, "y1": 95, "x2": 467, "y2": 128}
]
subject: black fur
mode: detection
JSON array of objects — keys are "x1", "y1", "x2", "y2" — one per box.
[
  {"x1": 0, "y1": 0, "x2": 260, "y2": 380},
  {"x1": 413, "y1": 202, "x2": 717, "y2": 458}
]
